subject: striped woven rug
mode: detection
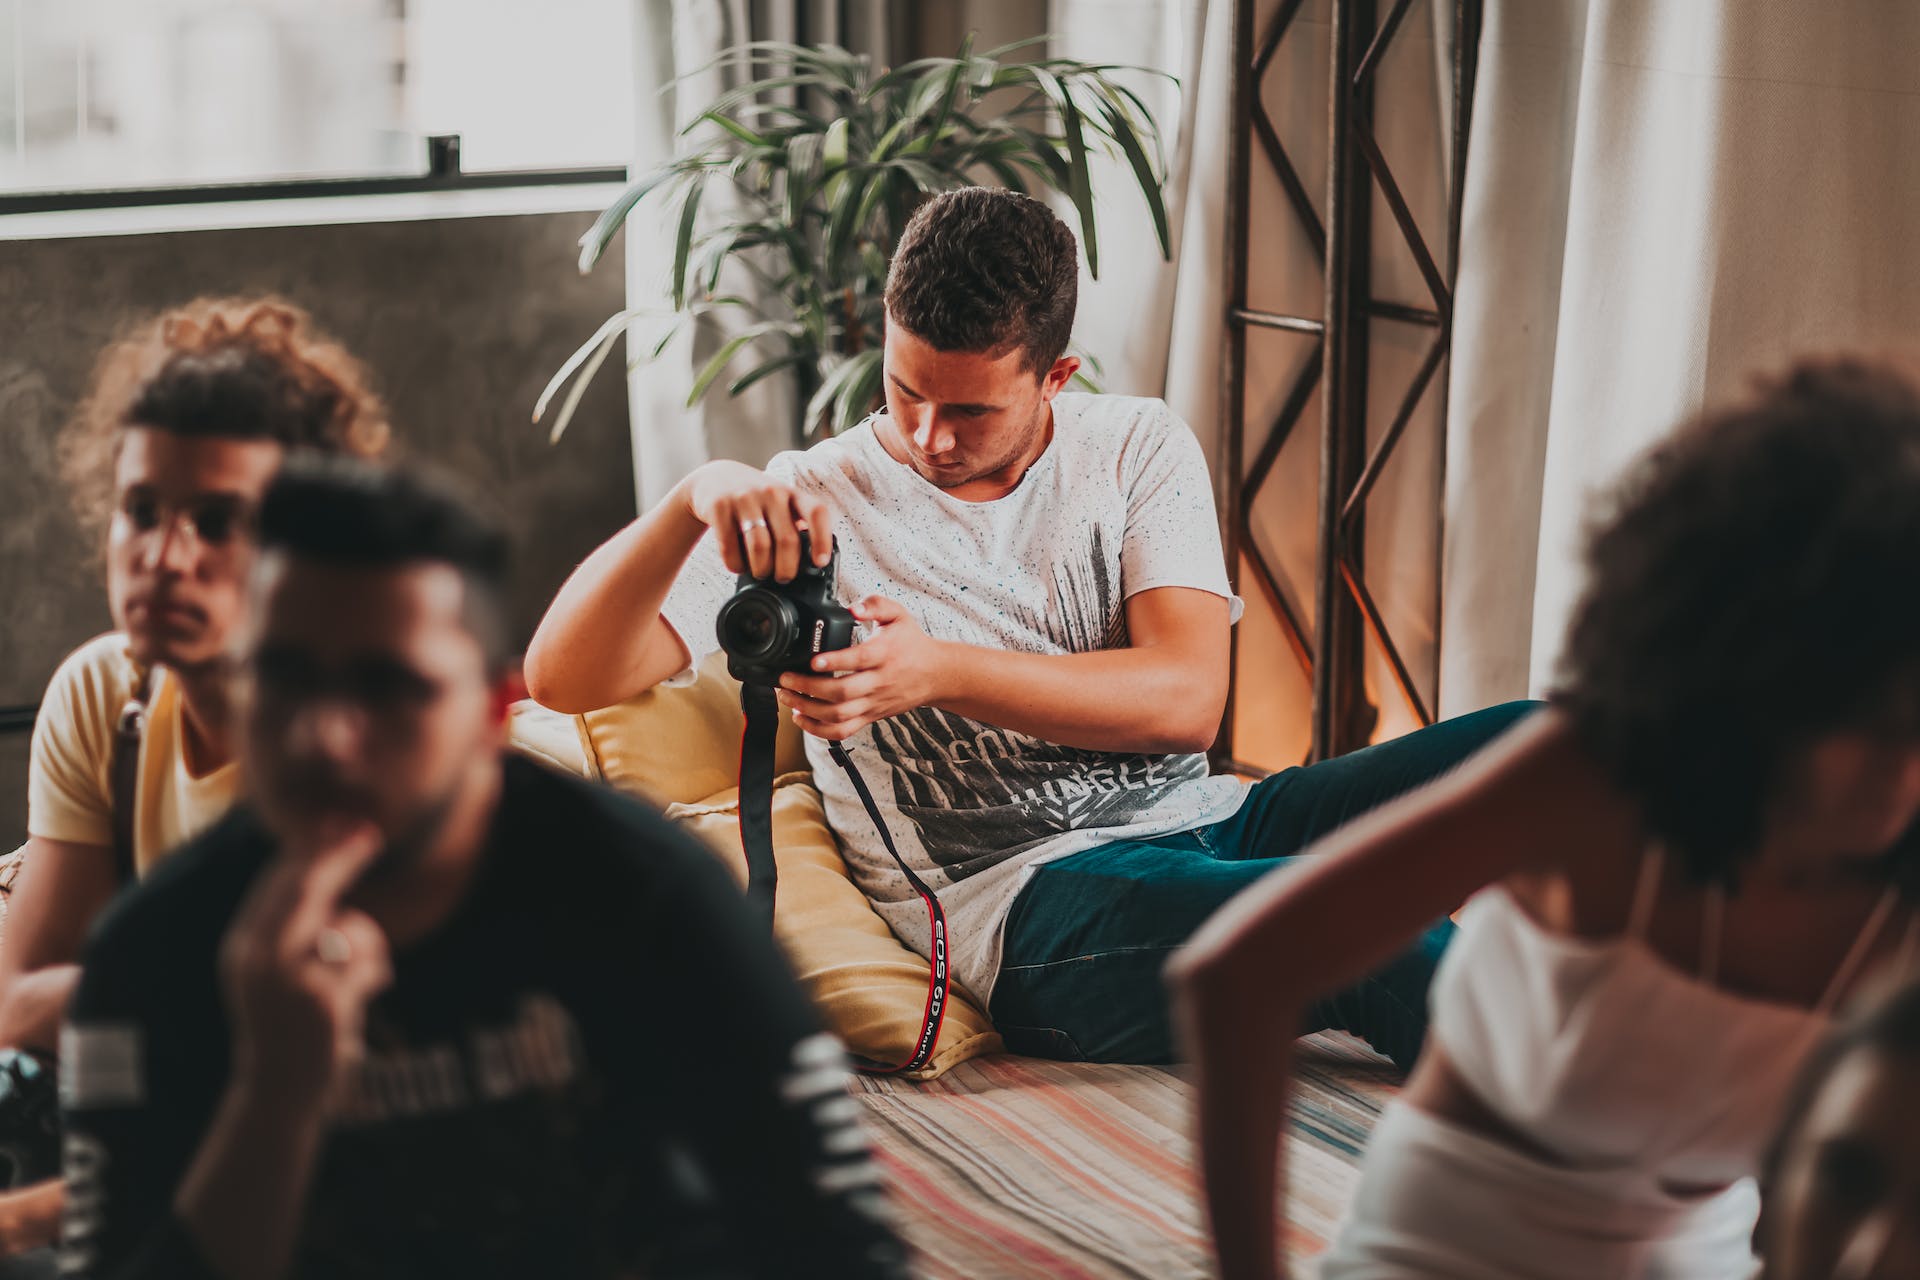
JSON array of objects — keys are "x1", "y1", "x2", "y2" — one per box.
[{"x1": 852, "y1": 1033, "x2": 1399, "y2": 1279}]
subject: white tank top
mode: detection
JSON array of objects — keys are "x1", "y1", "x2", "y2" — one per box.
[{"x1": 1430, "y1": 847, "x2": 1910, "y2": 1187}]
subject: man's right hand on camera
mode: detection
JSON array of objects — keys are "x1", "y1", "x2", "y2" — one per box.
[
  {"x1": 525, "y1": 462, "x2": 842, "y2": 713},
  {"x1": 681, "y1": 461, "x2": 837, "y2": 583}
]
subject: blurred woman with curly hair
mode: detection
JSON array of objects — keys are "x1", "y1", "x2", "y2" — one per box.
[
  {"x1": 1172, "y1": 359, "x2": 1920, "y2": 1279},
  {"x1": 0, "y1": 298, "x2": 387, "y2": 1251}
]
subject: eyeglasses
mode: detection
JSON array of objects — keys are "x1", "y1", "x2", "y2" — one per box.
[{"x1": 116, "y1": 489, "x2": 254, "y2": 553}]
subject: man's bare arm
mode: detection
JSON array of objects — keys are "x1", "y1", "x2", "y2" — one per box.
[
  {"x1": 521, "y1": 481, "x2": 711, "y2": 714},
  {"x1": 524, "y1": 462, "x2": 841, "y2": 714}
]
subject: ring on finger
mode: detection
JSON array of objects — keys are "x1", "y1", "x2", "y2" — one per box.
[
  {"x1": 314, "y1": 927, "x2": 354, "y2": 968},
  {"x1": 739, "y1": 517, "x2": 770, "y2": 533}
]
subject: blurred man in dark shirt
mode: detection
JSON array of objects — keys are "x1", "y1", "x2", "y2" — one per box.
[{"x1": 60, "y1": 460, "x2": 906, "y2": 1280}]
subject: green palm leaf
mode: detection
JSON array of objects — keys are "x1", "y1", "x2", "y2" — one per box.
[
  {"x1": 1060, "y1": 93, "x2": 1099, "y2": 276},
  {"x1": 687, "y1": 320, "x2": 806, "y2": 406},
  {"x1": 669, "y1": 180, "x2": 705, "y2": 309}
]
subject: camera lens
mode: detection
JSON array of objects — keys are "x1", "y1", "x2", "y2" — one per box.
[
  {"x1": 737, "y1": 608, "x2": 775, "y2": 648},
  {"x1": 717, "y1": 590, "x2": 797, "y2": 663}
]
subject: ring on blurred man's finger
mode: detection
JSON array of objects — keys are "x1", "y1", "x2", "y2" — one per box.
[{"x1": 314, "y1": 928, "x2": 353, "y2": 968}]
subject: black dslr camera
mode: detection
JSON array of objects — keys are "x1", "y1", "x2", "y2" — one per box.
[{"x1": 716, "y1": 530, "x2": 857, "y2": 685}]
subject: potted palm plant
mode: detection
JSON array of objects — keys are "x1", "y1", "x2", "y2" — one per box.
[{"x1": 537, "y1": 36, "x2": 1173, "y2": 445}]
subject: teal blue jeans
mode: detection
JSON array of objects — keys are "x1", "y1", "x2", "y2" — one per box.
[{"x1": 989, "y1": 702, "x2": 1541, "y2": 1068}]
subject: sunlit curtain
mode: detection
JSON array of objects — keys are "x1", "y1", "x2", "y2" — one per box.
[{"x1": 1441, "y1": 0, "x2": 1920, "y2": 712}]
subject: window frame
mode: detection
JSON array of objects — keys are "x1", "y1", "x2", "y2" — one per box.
[{"x1": 0, "y1": 164, "x2": 628, "y2": 216}]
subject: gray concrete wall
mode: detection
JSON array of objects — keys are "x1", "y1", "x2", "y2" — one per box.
[{"x1": 0, "y1": 209, "x2": 635, "y2": 848}]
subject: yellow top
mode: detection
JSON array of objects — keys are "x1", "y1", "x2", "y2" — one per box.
[{"x1": 27, "y1": 633, "x2": 239, "y2": 875}]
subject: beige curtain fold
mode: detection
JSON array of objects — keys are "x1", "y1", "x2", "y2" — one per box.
[{"x1": 1442, "y1": 0, "x2": 1920, "y2": 714}]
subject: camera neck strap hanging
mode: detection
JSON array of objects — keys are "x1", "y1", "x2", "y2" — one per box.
[
  {"x1": 738, "y1": 683, "x2": 782, "y2": 925},
  {"x1": 736, "y1": 682, "x2": 950, "y2": 1076}
]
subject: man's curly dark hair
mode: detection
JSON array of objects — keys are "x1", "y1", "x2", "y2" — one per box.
[
  {"x1": 1552, "y1": 357, "x2": 1920, "y2": 887},
  {"x1": 882, "y1": 187, "x2": 1078, "y2": 375}
]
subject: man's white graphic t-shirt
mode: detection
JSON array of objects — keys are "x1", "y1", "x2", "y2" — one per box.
[{"x1": 662, "y1": 393, "x2": 1248, "y2": 1006}]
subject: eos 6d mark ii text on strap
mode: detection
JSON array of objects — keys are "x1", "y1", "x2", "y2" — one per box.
[{"x1": 717, "y1": 531, "x2": 950, "y2": 1075}]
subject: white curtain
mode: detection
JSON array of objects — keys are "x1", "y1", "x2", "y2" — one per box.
[
  {"x1": 1442, "y1": 0, "x2": 1920, "y2": 714},
  {"x1": 1048, "y1": 0, "x2": 1206, "y2": 411}
]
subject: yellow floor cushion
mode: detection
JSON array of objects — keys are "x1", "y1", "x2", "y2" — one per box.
[
  {"x1": 571, "y1": 652, "x2": 1001, "y2": 1079},
  {"x1": 506, "y1": 699, "x2": 591, "y2": 777}
]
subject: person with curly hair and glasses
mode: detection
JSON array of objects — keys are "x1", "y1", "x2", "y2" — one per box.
[
  {"x1": 1171, "y1": 359, "x2": 1920, "y2": 1280},
  {"x1": 0, "y1": 298, "x2": 388, "y2": 1257}
]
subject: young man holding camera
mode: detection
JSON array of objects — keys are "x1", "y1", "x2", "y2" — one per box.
[
  {"x1": 527, "y1": 187, "x2": 1533, "y2": 1067},
  {"x1": 59, "y1": 462, "x2": 906, "y2": 1280}
]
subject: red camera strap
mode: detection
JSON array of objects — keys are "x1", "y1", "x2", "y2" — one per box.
[
  {"x1": 736, "y1": 684, "x2": 948, "y2": 1075},
  {"x1": 826, "y1": 739, "x2": 949, "y2": 1075}
]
